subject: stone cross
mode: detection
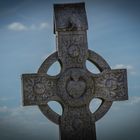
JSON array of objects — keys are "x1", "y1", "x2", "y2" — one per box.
[{"x1": 21, "y1": 3, "x2": 128, "y2": 140}]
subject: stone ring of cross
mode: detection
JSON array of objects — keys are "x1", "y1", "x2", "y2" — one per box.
[{"x1": 37, "y1": 50, "x2": 114, "y2": 124}]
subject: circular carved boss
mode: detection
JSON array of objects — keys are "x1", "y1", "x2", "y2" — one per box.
[
  {"x1": 57, "y1": 68, "x2": 94, "y2": 107},
  {"x1": 37, "y1": 50, "x2": 113, "y2": 124}
]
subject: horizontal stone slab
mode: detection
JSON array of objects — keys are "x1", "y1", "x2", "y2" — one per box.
[
  {"x1": 94, "y1": 69, "x2": 128, "y2": 101},
  {"x1": 21, "y1": 74, "x2": 58, "y2": 106}
]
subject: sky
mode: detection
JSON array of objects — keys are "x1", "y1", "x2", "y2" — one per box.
[{"x1": 0, "y1": 0, "x2": 140, "y2": 140}]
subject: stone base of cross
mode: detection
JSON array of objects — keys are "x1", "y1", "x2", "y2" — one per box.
[{"x1": 21, "y1": 3, "x2": 128, "y2": 140}]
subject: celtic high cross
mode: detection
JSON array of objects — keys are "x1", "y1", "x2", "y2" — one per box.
[{"x1": 21, "y1": 3, "x2": 128, "y2": 140}]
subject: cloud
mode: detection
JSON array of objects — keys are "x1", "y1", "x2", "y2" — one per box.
[
  {"x1": 7, "y1": 22, "x2": 50, "y2": 31},
  {"x1": 128, "y1": 96, "x2": 140, "y2": 105},
  {"x1": 90, "y1": 96, "x2": 140, "y2": 113},
  {"x1": 89, "y1": 96, "x2": 140, "y2": 113},
  {"x1": 30, "y1": 22, "x2": 49, "y2": 31},
  {"x1": 0, "y1": 105, "x2": 39, "y2": 117},
  {"x1": 0, "y1": 105, "x2": 58, "y2": 140},
  {"x1": 0, "y1": 96, "x2": 140, "y2": 140},
  {"x1": 113, "y1": 64, "x2": 133, "y2": 70},
  {"x1": 0, "y1": 106, "x2": 9, "y2": 113},
  {"x1": 39, "y1": 22, "x2": 49, "y2": 30},
  {"x1": 7, "y1": 22, "x2": 28, "y2": 31},
  {"x1": 111, "y1": 96, "x2": 140, "y2": 112},
  {"x1": 113, "y1": 64, "x2": 136, "y2": 75},
  {"x1": 0, "y1": 97, "x2": 15, "y2": 101}
]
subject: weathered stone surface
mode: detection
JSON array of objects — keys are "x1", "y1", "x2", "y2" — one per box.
[
  {"x1": 57, "y1": 31, "x2": 88, "y2": 69},
  {"x1": 21, "y1": 2, "x2": 128, "y2": 140},
  {"x1": 22, "y1": 74, "x2": 58, "y2": 106},
  {"x1": 94, "y1": 69, "x2": 128, "y2": 101},
  {"x1": 54, "y1": 3, "x2": 88, "y2": 33}
]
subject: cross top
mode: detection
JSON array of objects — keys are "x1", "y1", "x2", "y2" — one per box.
[{"x1": 22, "y1": 3, "x2": 128, "y2": 140}]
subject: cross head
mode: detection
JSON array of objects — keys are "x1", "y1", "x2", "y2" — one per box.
[{"x1": 21, "y1": 3, "x2": 128, "y2": 140}]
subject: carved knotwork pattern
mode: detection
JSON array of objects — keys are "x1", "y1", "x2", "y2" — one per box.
[
  {"x1": 22, "y1": 74, "x2": 57, "y2": 105},
  {"x1": 94, "y1": 69, "x2": 128, "y2": 101},
  {"x1": 58, "y1": 33, "x2": 88, "y2": 69},
  {"x1": 60, "y1": 106, "x2": 95, "y2": 140}
]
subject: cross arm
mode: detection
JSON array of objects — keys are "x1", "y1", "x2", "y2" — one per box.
[
  {"x1": 22, "y1": 74, "x2": 59, "y2": 106},
  {"x1": 93, "y1": 69, "x2": 128, "y2": 101}
]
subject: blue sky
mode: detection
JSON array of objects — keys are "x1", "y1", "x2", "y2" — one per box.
[{"x1": 0, "y1": 0, "x2": 140, "y2": 140}]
